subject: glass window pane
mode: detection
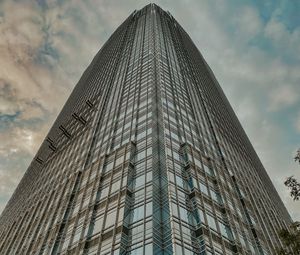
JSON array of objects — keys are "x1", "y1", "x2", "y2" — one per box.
[
  {"x1": 144, "y1": 243, "x2": 153, "y2": 255},
  {"x1": 93, "y1": 216, "x2": 103, "y2": 235},
  {"x1": 200, "y1": 183, "x2": 209, "y2": 196},
  {"x1": 132, "y1": 205, "x2": 144, "y2": 222},
  {"x1": 206, "y1": 214, "x2": 217, "y2": 231},
  {"x1": 105, "y1": 210, "x2": 117, "y2": 228},
  {"x1": 219, "y1": 222, "x2": 234, "y2": 241},
  {"x1": 130, "y1": 246, "x2": 143, "y2": 255},
  {"x1": 179, "y1": 206, "x2": 189, "y2": 222}
]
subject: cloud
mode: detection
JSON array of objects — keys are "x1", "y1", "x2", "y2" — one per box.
[
  {"x1": 231, "y1": 6, "x2": 263, "y2": 42},
  {"x1": 268, "y1": 85, "x2": 299, "y2": 111},
  {"x1": 265, "y1": 17, "x2": 300, "y2": 48}
]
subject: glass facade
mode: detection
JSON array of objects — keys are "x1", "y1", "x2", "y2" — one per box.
[{"x1": 0, "y1": 4, "x2": 292, "y2": 255}]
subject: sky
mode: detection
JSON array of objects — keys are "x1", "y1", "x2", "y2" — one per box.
[{"x1": 0, "y1": 0, "x2": 299, "y2": 221}]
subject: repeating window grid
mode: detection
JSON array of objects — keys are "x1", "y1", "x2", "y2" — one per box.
[
  {"x1": 162, "y1": 16, "x2": 241, "y2": 255},
  {"x1": 0, "y1": 5, "x2": 292, "y2": 255}
]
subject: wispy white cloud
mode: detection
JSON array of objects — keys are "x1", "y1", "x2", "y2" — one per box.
[
  {"x1": 265, "y1": 15, "x2": 300, "y2": 56},
  {"x1": 268, "y1": 85, "x2": 299, "y2": 111}
]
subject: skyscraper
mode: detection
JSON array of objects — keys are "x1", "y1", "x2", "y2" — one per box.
[{"x1": 0, "y1": 3, "x2": 292, "y2": 255}]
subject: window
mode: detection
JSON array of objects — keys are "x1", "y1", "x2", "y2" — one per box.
[
  {"x1": 203, "y1": 164, "x2": 214, "y2": 176},
  {"x1": 111, "y1": 180, "x2": 121, "y2": 193},
  {"x1": 136, "y1": 130, "x2": 146, "y2": 140},
  {"x1": 130, "y1": 246, "x2": 143, "y2": 255},
  {"x1": 176, "y1": 175, "x2": 184, "y2": 188},
  {"x1": 210, "y1": 190, "x2": 223, "y2": 204},
  {"x1": 188, "y1": 177, "x2": 196, "y2": 190},
  {"x1": 105, "y1": 210, "x2": 117, "y2": 228},
  {"x1": 219, "y1": 222, "x2": 234, "y2": 241},
  {"x1": 173, "y1": 151, "x2": 180, "y2": 161},
  {"x1": 184, "y1": 248, "x2": 194, "y2": 255},
  {"x1": 179, "y1": 206, "x2": 189, "y2": 222},
  {"x1": 72, "y1": 226, "x2": 82, "y2": 243},
  {"x1": 206, "y1": 214, "x2": 217, "y2": 231},
  {"x1": 146, "y1": 202, "x2": 152, "y2": 217},
  {"x1": 171, "y1": 202, "x2": 179, "y2": 217},
  {"x1": 200, "y1": 182, "x2": 209, "y2": 196},
  {"x1": 136, "y1": 150, "x2": 146, "y2": 161},
  {"x1": 146, "y1": 147, "x2": 152, "y2": 156},
  {"x1": 195, "y1": 208, "x2": 204, "y2": 225},
  {"x1": 144, "y1": 244, "x2": 153, "y2": 255},
  {"x1": 105, "y1": 161, "x2": 114, "y2": 173},
  {"x1": 135, "y1": 175, "x2": 145, "y2": 188},
  {"x1": 194, "y1": 158, "x2": 201, "y2": 168},
  {"x1": 175, "y1": 244, "x2": 183, "y2": 255},
  {"x1": 132, "y1": 205, "x2": 144, "y2": 222},
  {"x1": 115, "y1": 156, "x2": 124, "y2": 167},
  {"x1": 170, "y1": 132, "x2": 179, "y2": 141},
  {"x1": 93, "y1": 216, "x2": 103, "y2": 235}
]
